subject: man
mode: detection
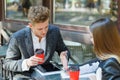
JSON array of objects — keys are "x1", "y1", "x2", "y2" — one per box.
[{"x1": 3, "y1": 6, "x2": 70, "y2": 80}]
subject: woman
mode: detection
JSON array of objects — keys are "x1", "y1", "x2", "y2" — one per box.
[{"x1": 89, "y1": 18, "x2": 120, "y2": 80}]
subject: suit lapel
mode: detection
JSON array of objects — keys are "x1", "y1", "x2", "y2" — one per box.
[
  {"x1": 25, "y1": 28, "x2": 34, "y2": 57},
  {"x1": 24, "y1": 26, "x2": 54, "y2": 61},
  {"x1": 44, "y1": 26, "x2": 53, "y2": 62}
]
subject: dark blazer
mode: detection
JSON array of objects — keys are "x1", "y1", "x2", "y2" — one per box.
[
  {"x1": 3, "y1": 24, "x2": 70, "y2": 73},
  {"x1": 99, "y1": 58, "x2": 120, "y2": 80}
]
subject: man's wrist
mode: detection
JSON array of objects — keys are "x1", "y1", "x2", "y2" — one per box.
[
  {"x1": 22, "y1": 59, "x2": 30, "y2": 71},
  {"x1": 64, "y1": 67, "x2": 69, "y2": 72},
  {"x1": 26, "y1": 59, "x2": 30, "y2": 67}
]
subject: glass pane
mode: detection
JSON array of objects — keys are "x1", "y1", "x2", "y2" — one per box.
[
  {"x1": 52, "y1": 40, "x2": 95, "y2": 65},
  {"x1": 5, "y1": 0, "x2": 42, "y2": 21},
  {"x1": 64, "y1": 40, "x2": 95, "y2": 64},
  {"x1": 54, "y1": 0, "x2": 117, "y2": 27}
]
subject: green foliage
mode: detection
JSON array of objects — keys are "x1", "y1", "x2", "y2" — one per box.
[{"x1": 110, "y1": 0, "x2": 118, "y2": 21}]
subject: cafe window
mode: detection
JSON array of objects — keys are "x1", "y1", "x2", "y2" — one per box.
[
  {"x1": 5, "y1": 0, "x2": 42, "y2": 21},
  {"x1": 53, "y1": 0, "x2": 117, "y2": 27}
]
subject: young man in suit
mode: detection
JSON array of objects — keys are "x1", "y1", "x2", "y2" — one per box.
[{"x1": 3, "y1": 6, "x2": 70, "y2": 80}]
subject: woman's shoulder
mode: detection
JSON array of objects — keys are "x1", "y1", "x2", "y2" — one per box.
[
  {"x1": 99, "y1": 57, "x2": 120, "y2": 80},
  {"x1": 99, "y1": 57, "x2": 120, "y2": 68},
  {"x1": 102, "y1": 58, "x2": 119, "y2": 63}
]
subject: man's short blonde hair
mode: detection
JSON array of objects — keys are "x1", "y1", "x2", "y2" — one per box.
[{"x1": 28, "y1": 6, "x2": 49, "y2": 23}]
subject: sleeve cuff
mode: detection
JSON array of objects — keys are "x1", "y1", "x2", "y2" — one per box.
[{"x1": 22, "y1": 59, "x2": 30, "y2": 71}]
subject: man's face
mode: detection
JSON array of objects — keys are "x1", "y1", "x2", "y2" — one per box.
[{"x1": 29, "y1": 19, "x2": 49, "y2": 39}]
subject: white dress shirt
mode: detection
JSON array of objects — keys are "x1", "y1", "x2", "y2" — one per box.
[
  {"x1": 22, "y1": 31, "x2": 46, "y2": 71},
  {"x1": 32, "y1": 32, "x2": 46, "y2": 53}
]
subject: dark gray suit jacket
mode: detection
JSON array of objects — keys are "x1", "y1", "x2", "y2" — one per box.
[{"x1": 3, "y1": 24, "x2": 70, "y2": 73}]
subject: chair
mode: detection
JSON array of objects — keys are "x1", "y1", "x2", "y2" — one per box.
[
  {"x1": 0, "y1": 58, "x2": 14, "y2": 80},
  {"x1": 0, "y1": 22, "x2": 26, "y2": 80},
  {"x1": 0, "y1": 24, "x2": 13, "y2": 80}
]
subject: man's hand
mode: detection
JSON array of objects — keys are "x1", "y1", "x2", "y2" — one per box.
[{"x1": 26, "y1": 55, "x2": 43, "y2": 67}]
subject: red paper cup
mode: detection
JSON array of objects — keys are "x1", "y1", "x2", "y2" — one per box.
[
  {"x1": 69, "y1": 70, "x2": 80, "y2": 80},
  {"x1": 35, "y1": 49, "x2": 44, "y2": 64},
  {"x1": 35, "y1": 53, "x2": 44, "y2": 64},
  {"x1": 69, "y1": 65, "x2": 80, "y2": 80}
]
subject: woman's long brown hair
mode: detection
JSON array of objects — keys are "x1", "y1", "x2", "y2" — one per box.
[{"x1": 90, "y1": 18, "x2": 120, "y2": 60}]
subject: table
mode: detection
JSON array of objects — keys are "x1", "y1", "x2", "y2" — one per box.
[{"x1": 31, "y1": 68, "x2": 95, "y2": 80}]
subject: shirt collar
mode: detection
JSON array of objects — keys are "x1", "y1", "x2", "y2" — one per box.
[{"x1": 31, "y1": 31, "x2": 46, "y2": 42}]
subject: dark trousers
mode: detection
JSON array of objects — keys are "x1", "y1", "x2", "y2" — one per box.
[
  {"x1": 13, "y1": 70, "x2": 34, "y2": 80},
  {"x1": 13, "y1": 74, "x2": 32, "y2": 80}
]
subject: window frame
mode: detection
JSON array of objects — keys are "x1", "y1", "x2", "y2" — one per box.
[
  {"x1": 49, "y1": 0, "x2": 89, "y2": 32},
  {"x1": 0, "y1": 0, "x2": 44, "y2": 24},
  {"x1": 0, "y1": 0, "x2": 89, "y2": 32},
  {"x1": 0, "y1": 0, "x2": 120, "y2": 32}
]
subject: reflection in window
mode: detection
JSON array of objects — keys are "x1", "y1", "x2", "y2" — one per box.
[
  {"x1": 54, "y1": 0, "x2": 117, "y2": 26},
  {"x1": 5, "y1": 0, "x2": 42, "y2": 21}
]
